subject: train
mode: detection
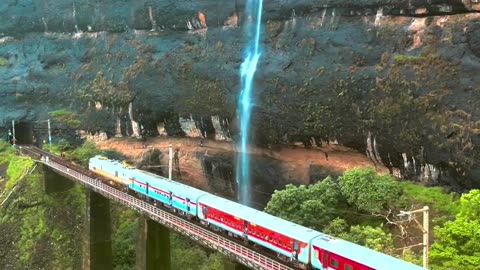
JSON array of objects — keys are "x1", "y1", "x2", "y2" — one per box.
[{"x1": 89, "y1": 155, "x2": 423, "y2": 270}]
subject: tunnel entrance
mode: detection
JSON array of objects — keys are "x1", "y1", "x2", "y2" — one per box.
[{"x1": 14, "y1": 122, "x2": 34, "y2": 145}]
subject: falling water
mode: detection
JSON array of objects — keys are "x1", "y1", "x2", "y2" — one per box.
[{"x1": 236, "y1": 0, "x2": 263, "y2": 206}]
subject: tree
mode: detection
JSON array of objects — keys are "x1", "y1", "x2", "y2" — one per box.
[
  {"x1": 458, "y1": 189, "x2": 480, "y2": 220},
  {"x1": 338, "y1": 167, "x2": 402, "y2": 213},
  {"x1": 264, "y1": 176, "x2": 343, "y2": 231},
  {"x1": 430, "y1": 189, "x2": 480, "y2": 270},
  {"x1": 339, "y1": 225, "x2": 394, "y2": 254}
]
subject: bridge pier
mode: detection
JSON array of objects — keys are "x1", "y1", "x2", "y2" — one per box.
[
  {"x1": 83, "y1": 190, "x2": 113, "y2": 270},
  {"x1": 136, "y1": 216, "x2": 171, "y2": 270},
  {"x1": 42, "y1": 164, "x2": 74, "y2": 193},
  {"x1": 224, "y1": 259, "x2": 251, "y2": 270}
]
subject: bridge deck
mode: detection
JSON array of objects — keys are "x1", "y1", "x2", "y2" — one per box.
[{"x1": 20, "y1": 146, "x2": 293, "y2": 270}]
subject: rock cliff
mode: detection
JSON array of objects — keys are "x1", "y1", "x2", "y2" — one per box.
[{"x1": 1, "y1": 0, "x2": 479, "y2": 187}]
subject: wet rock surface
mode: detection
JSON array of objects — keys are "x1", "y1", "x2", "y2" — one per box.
[{"x1": 1, "y1": 1, "x2": 479, "y2": 188}]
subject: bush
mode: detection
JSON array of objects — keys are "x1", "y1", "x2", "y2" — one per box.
[{"x1": 0, "y1": 57, "x2": 8, "y2": 67}]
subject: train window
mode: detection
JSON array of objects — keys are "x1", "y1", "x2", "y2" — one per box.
[
  {"x1": 344, "y1": 265, "x2": 353, "y2": 270},
  {"x1": 330, "y1": 258, "x2": 339, "y2": 268}
]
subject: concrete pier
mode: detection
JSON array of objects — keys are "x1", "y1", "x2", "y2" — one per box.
[
  {"x1": 42, "y1": 164, "x2": 74, "y2": 193},
  {"x1": 83, "y1": 190, "x2": 113, "y2": 270},
  {"x1": 136, "y1": 216, "x2": 171, "y2": 270}
]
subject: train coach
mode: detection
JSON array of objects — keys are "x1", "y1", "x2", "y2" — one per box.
[
  {"x1": 89, "y1": 156, "x2": 132, "y2": 186},
  {"x1": 88, "y1": 155, "x2": 424, "y2": 270},
  {"x1": 89, "y1": 155, "x2": 210, "y2": 217},
  {"x1": 309, "y1": 234, "x2": 420, "y2": 270},
  {"x1": 131, "y1": 169, "x2": 209, "y2": 217},
  {"x1": 197, "y1": 194, "x2": 321, "y2": 266}
]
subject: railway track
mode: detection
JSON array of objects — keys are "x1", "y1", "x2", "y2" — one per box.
[{"x1": 18, "y1": 145, "x2": 295, "y2": 270}]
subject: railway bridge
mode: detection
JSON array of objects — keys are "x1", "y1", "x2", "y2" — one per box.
[{"x1": 19, "y1": 145, "x2": 294, "y2": 270}]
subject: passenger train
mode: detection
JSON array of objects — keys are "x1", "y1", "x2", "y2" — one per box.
[{"x1": 89, "y1": 155, "x2": 423, "y2": 270}]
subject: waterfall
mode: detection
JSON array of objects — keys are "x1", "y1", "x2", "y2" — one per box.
[{"x1": 236, "y1": 0, "x2": 263, "y2": 206}]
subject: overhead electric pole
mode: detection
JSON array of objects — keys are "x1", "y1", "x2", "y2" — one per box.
[
  {"x1": 398, "y1": 206, "x2": 430, "y2": 269},
  {"x1": 11, "y1": 120, "x2": 16, "y2": 146},
  {"x1": 47, "y1": 119, "x2": 52, "y2": 145},
  {"x1": 168, "y1": 144, "x2": 173, "y2": 180}
]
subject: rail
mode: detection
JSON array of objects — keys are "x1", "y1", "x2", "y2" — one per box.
[{"x1": 20, "y1": 146, "x2": 293, "y2": 270}]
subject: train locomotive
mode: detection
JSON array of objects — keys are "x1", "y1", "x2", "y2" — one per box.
[{"x1": 89, "y1": 155, "x2": 423, "y2": 270}]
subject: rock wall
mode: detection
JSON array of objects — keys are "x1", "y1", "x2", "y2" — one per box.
[{"x1": 1, "y1": 0, "x2": 479, "y2": 188}]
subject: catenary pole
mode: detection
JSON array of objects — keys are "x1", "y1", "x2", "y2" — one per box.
[
  {"x1": 398, "y1": 206, "x2": 429, "y2": 269},
  {"x1": 423, "y1": 206, "x2": 429, "y2": 269},
  {"x1": 11, "y1": 120, "x2": 16, "y2": 146},
  {"x1": 47, "y1": 119, "x2": 52, "y2": 145},
  {"x1": 168, "y1": 144, "x2": 173, "y2": 180}
]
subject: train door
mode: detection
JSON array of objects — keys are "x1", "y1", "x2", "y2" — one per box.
[
  {"x1": 293, "y1": 240, "x2": 299, "y2": 261},
  {"x1": 146, "y1": 183, "x2": 149, "y2": 194},
  {"x1": 169, "y1": 191, "x2": 173, "y2": 206},
  {"x1": 322, "y1": 250, "x2": 328, "y2": 270},
  {"x1": 243, "y1": 220, "x2": 248, "y2": 238},
  {"x1": 186, "y1": 198, "x2": 191, "y2": 212}
]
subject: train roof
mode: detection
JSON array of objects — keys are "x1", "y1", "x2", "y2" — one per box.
[
  {"x1": 90, "y1": 155, "x2": 133, "y2": 167},
  {"x1": 198, "y1": 195, "x2": 322, "y2": 242},
  {"x1": 91, "y1": 156, "x2": 209, "y2": 197},
  {"x1": 134, "y1": 169, "x2": 210, "y2": 198},
  {"x1": 311, "y1": 236, "x2": 423, "y2": 270}
]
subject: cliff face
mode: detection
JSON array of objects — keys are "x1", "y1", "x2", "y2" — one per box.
[{"x1": 1, "y1": 0, "x2": 479, "y2": 188}]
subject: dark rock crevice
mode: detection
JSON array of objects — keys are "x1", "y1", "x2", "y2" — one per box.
[{"x1": 1, "y1": 0, "x2": 479, "y2": 36}]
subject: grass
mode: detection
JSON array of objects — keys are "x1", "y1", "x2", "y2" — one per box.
[
  {"x1": 0, "y1": 142, "x2": 35, "y2": 191},
  {"x1": 400, "y1": 182, "x2": 460, "y2": 226}
]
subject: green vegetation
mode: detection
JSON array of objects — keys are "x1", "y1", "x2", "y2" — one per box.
[
  {"x1": 171, "y1": 233, "x2": 224, "y2": 270},
  {"x1": 265, "y1": 167, "x2": 474, "y2": 269},
  {"x1": 430, "y1": 190, "x2": 480, "y2": 269},
  {"x1": 48, "y1": 109, "x2": 81, "y2": 128},
  {"x1": 112, "y1": 209, "x2": 137, "y2": 269},
  {"x1": 393, "y1": 54, "x2": 426, "y2": 64},
  {"x1": 339, "y1": 168, "x2": 402, "y2": 213},
  {"x1": 0, "y1": 141, "x2": 35, "y2": 192},
  {"x1": 0, "y1": 56, "x2": 8, "y2": 67},
  {"x1": 265, "y1": 176, "x2": 342, "y2": 230},
  {"x1": 0, "y1": 142, "x2": 85, "y2": 269},
  {"x1": 399, "y1": 182, "x2": 459, "y2": 226}
]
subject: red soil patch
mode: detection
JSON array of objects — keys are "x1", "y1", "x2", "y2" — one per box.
[{"x1": 96, "y1": 137, "x2": 388, "y2": 190}]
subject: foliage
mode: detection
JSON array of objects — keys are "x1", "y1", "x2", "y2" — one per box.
[
  {"x1": 323, "y1": 218, "x2": 349, "y2": 236},
  {"x1": 430, "y1": 190, "x2": 480, "y2": 270},
  {"x1": 0, "y1": 56, "x2": 8, "y2": 66},
  {"x1": 43, "y1": 140, "x2": 73, "y2": 155},
  {"x1": 338, "y1": 168, "x2": 402, "y2": 213},
  {"x1": 112, "y1": 210, "x2": 137, "y2": 269},
  {"x1": 0, "y1": 143, "x2": 35, "y2": 192},
  {"x1": 68, "y1": 140, "x2": 102, "y2": 166},
  {"x1": 400, "y1": 248, "x2": 421, "y2": 266},
  {"x1": 458, "y1": 189, "x2": 480, "y2": 220},
  {"x1": 0, "y1": 141, "x2": 85, "y2": 269},
  {"x1": 339, "y1": 225, "x2": 394, "y2": 254},
  {"x1": 48, "y1": 109, "x2": 81, "y2": 128},
  {"x1": 18, "y1": 205, "x2": 47, "y2": 262},
  {"x1": 171, "y1": 233, "x2": 224, "y2": 270},
  {"x1": 265, "y1": 176, "x2": 342, "y2": 231},
  {"x1": 399, "y1": 182, "x2": 459, "y2": 226},
  {"x1": 264, "y1": 167, "x2": 467, "y2": 264},
  {"x1": 393, "y1": 54, "x2": 426, "y2": 64}
]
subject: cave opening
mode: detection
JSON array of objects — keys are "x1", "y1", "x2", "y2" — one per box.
[{"x1": 14, "y1": 122, "x2": 34, "y2": 145}]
